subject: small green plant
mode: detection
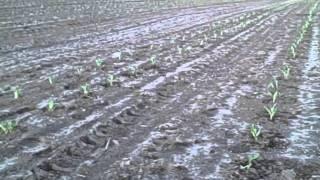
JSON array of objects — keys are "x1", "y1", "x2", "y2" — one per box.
[
  {"x1": 199, "y1": 39, "x2": 204, "y2": 46},
  {"x1": 290, "y1": 46, "x2": 296, "y2": 58},
  {"x1": 48, "y1": 76, "x2": 54, "y2": 85},
  {"x1": 204, "y1": 34, "x2": 208, "y2": 42},
  {"x1": 76, "y1": 68, "x2": 83, "y2": 75},
  {"x1": 213, "y1": 33, "x2": 217, "y2": 38},
  {"x1": 182, "y1": 35, "x2": 186, "y2": 41},
  {"x1": 47, "y1": 99, "x2": 56, "y2": 112},
  {"x1": 12, "y1": 87, "x2": 21, "y2": 99},
  {"x1": 240, "y1": 153, "x2": 260, "y2": 171},
  {"x1": 264, "y1": 103, "x2": 278, "y2": 120},
  {"x1": 0, "y1": 121, "x2": 17, "y2": 134},
  {"x1": 250, "y1": 124, "x2": 261, "y2": 142},
  {"x1": 128, "y1": 65, "x2": 137, "y2": 76},
  {"x1": 80, "y1": 83, "x2": 90, "y2": 96},
  {"x1": 268, "y1": 90, "x2": 279, "y2": 103},
  {"x1": 267, "y1": 77, "x2": 279, "y2": 93},
  {"x1": 150, "y1": 56, "x2": 157, "y2": 65},
  {"x1": 281, "y1": 65, "x2": 290, "y2": 80},
  {"x1": 95, "y1": 59, "x2": 104, "y2": 67},
  {"x1": 107, "y1": 74, "x2": 116, "y2": 87}
]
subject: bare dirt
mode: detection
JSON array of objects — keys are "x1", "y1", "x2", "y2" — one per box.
[{"x1": 1, "y1": 0, "x2": 320, "y2": 179}]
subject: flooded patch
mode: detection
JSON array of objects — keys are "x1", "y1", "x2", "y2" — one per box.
[{"x1": 0, "y1": 157, "x2": 18, "y2": 172}]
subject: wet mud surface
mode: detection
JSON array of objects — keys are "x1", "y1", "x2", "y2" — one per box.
[{"x1": 1, "y1": 0, "x2": 320, "y2": 179}]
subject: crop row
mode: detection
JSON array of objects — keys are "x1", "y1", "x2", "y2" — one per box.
[{"x1": 239, "y1": 0, "x2": 318, "y2": 172}]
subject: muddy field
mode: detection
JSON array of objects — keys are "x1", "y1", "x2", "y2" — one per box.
[{"x1": 1, "y1": 0, "x2": 320, "y2": 179}]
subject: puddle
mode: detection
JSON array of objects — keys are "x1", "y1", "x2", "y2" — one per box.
[
  {"x1": 22, "y1": 143, "x2": 48, "y2": 153},
  {"x1": 173, "y1": 142, "x2": 215, "y2": 177},
  {"x1": 0, "y1": 157, "x2": 18, "y2": 172},
  {"x1": 285, "y1": 25, "x2": 320, "y2": 160}
]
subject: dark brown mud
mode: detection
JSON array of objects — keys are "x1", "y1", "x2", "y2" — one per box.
[{"x1": 1, "y1": 0, "x2": 320, "y2": 179}]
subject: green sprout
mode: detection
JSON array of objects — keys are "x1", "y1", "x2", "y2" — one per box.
[
  {"x1": 290, "y1": 45, "x2": 296, "y2": 59},
  {"x1": 268, "y1": 90, "x2": 279, "y2": 104},
  {"x1": 80, "y1": 83, "x2": 90, "y2": 96},
  {"x1": 204, "y1": 34, "x2": 208, "y2": 42},
  {"x1": 47, "y1": 99, "x2": 56, "y2": 112},
  {"x1": 250, "y1": 124, "x2": 261, "y2": 142},
  {"x1": 12, "y1": 87, "x2": 21, "y2": 99},
  {"x1": 0, "y1": 121, "x2": 17, "y2": 134},
  {"x1": 107, "y1": 74, "x2": 116, "y2": 87},
  {"x1": 213, "y1": 32, "x2": 217, "y2": 38},
  {"x1": 264, "y1": 103, "x2": 278, "y2": 120},
  {"x1": 96, "y1": 59, "x2": 104, "y2": 67},
  {"x1": 240, "y1": 153, "x2": 260, "y2": 171},
  {"x1": 281, "y1": 65, "x2": 290, "y2": 80},
  {"x1": 150, "y1": 56, "x2": 157, "y2": 65},
  {"x1": 77, "y1": 68, "x2": 83, "y2": 75},
  {"x1": 267, "y1": 77, "x2": 279, "y2": 93},
  {"x1": 128, "y1": 65, "x2": 137, "y2": 76},
  {"x1": 182, "y1": 35, "x2": 186, "y2": 41},
  {"x1": 48, "y1": 76, "x2": 54, "y2": 85},
  {"x1": 200, "y1": 39, "x2": 204, "y2": 46}
]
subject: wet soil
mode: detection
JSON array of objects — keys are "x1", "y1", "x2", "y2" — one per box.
[{"x1": 1, "y1": 0, "x2": 320, "y2": 179}]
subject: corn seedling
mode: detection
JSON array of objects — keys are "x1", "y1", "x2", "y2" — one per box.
[
  {"x1": 272, "y1": 91, "x2": 279, "y2": 103},
  {"x1": 200, "y1": 39, "x2": 204, "y2": 46},
  {"x1": 76, "y1": 68, "x2": 83, "y2": 75},
  {"x1": 250, "y1": 124, "x2": 261, "y2": 142},
  {"x1": 204, "y1": 34, "x2": 208, "y2": 42},
  {"x1": 80, "y1": 83, "x2": 90, "y2": 96},
  {"x1": 48, "y1": 76, "x2": 53, "y2": 85},
  {"x1": 290, "y1": 46, "x2": 296, "y2": 58},
  {"x1": 47, "y1": 99, "x2": 56, "y2": 112},
  {"x1": 264, "y1": 103, "x2": 278, "y2": 120},
  {"x1": 182, "y1": 35, "x2": 186, "y2": 41},
  {"x1": 240, "y1": 153, "x2": 260, "y2": 171},
  {"x1": 150, "y1": 56, "x2": 157, "y2": 65},
  {"x1": 267, "y1": 77, "x2": 279, "y2": 93},
  {"x1": 281, "y1": 65, "x2": 290, "y2": 80},
  {"x1": 128, "y1": 66, "x2": 137, "y2": 76},
  {"x1": 107, "y1": 74, "x2": 116, "y2": 87},
  {"x1": 267, "y1": 90, "x2": 279, "y2": 104},
  {"x1": 12, "y1": 87, "x2": 21, "y2": 99},
  {"x1": 213, "y1": 33, "x2": 217, "y2": 38},
  {"x1": 95, "y1": 59, "x2": 104, "y2": 67},
  {"x1": 0, "y1": 120, "x2": 17, "y2": 134}
]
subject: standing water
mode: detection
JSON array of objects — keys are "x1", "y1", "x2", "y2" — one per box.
[{"x1": 285, "y1": 24, "x2": 320, "y2": 160}]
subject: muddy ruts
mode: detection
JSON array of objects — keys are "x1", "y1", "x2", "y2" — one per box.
[
  {"x1": 0, "y1": 0, "x2": 316, "y2": 179},
  {"x1": 0, "y1": 0, "x2": 246, "y2": 53}
]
